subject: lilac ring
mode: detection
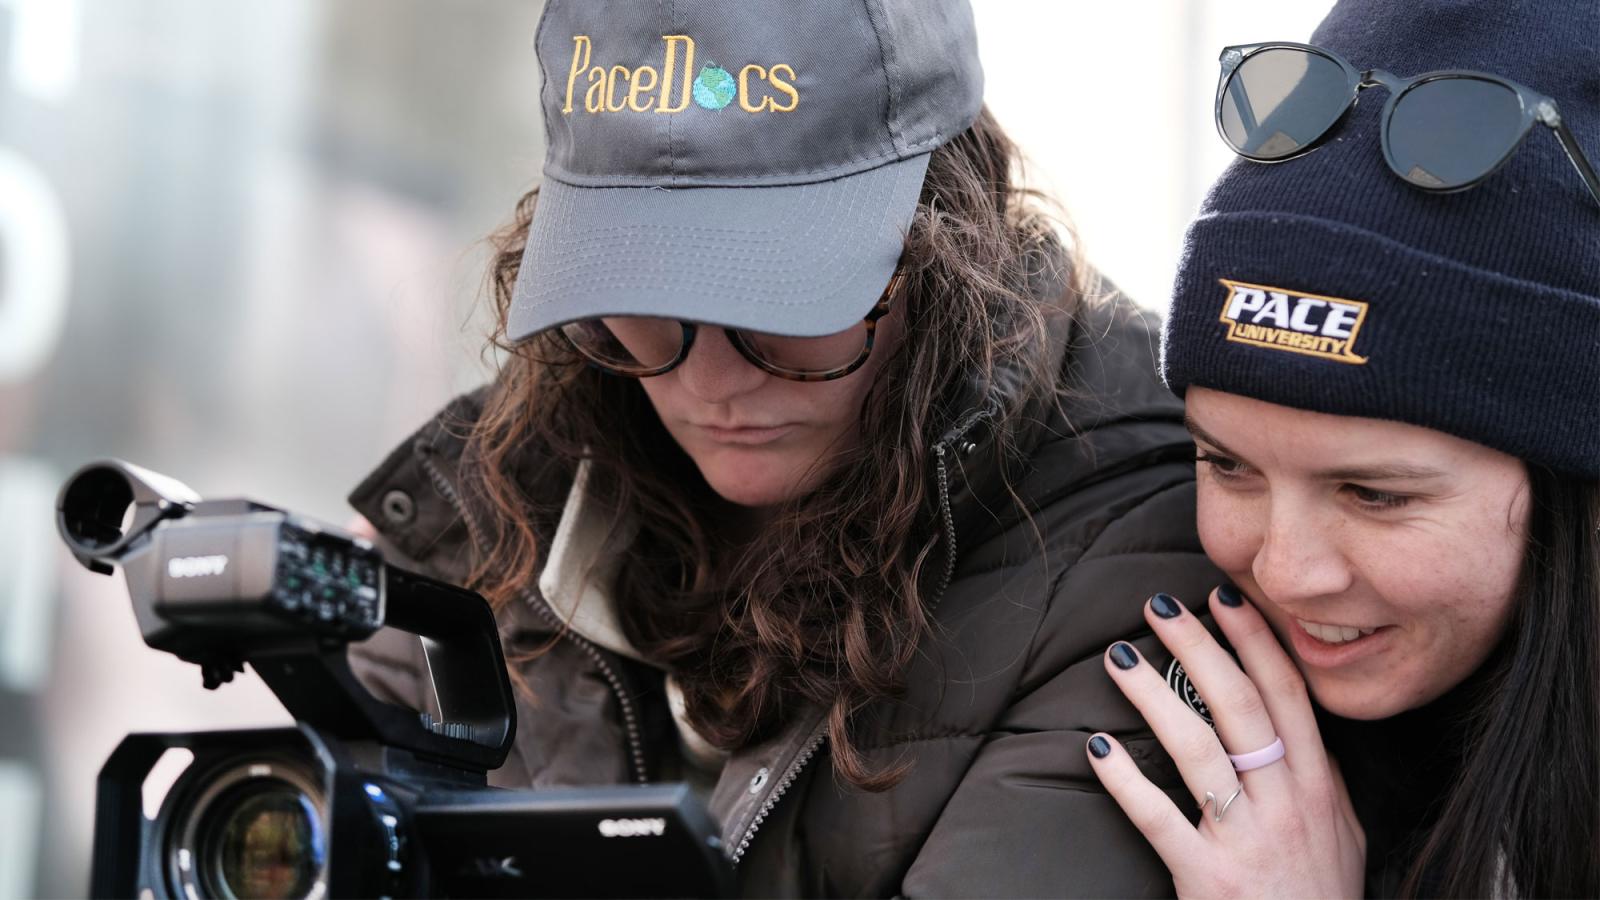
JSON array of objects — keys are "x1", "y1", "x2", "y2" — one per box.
[{"x1": 1228, "y1": 737, "x2": 1285, "y2": 772}]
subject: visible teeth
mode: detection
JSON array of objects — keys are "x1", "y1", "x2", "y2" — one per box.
[{"x1": 1297, "y1": 619, "x2": 1377, "y2": 644}]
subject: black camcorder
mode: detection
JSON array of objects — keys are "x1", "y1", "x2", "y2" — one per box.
[{"x1": 57, "y1": 459, "x2": 733, "y2": 899}]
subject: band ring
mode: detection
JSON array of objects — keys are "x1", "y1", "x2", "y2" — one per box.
[
  {"x1": 1228, "y1": 736, "x2": 1286, "y2": 772},
  {"x1": 1198, "y1": 784, "x2": 1245, "y2": 823}
]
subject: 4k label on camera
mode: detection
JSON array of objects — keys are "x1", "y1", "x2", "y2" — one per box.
[{"x1": 1217, "y1": 278, "x2": 1370, "y2": 364}]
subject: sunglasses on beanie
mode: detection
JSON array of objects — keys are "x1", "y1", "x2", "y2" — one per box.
[{"x1": 1215, "y1": 41, "x2": 1600, "y2": 207}]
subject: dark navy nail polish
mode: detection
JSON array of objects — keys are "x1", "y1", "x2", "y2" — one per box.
[
  {"x1": 1150, "y1": 592, "x2": 1183, "y2": 619},
  {"x1": 1109, "y1": 642, "x2": 1139, "y2": 670},
  {"x1": 1216, "y1": 583, "x2": 1245, "y2": 607},
  {"x1": 1088, "y1": 735, "x2": 1112, "y2": 758}
]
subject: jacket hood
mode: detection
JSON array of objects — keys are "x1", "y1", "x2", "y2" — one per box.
[{"x1": 932, "y1": 277, "x2": 1191, "y2": 560}]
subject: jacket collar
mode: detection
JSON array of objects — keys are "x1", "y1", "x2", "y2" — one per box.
[
  {"x1": 536, "y1": 459, "x2": 648, "y2": 663},
  {"x1": 929, "y1": 276, "x2": 1189, "y2": 560}
]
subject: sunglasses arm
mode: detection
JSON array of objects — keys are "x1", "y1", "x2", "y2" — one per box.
[{"x1": 1545, "y1": 111, "x2": 1600, "y2": 210}]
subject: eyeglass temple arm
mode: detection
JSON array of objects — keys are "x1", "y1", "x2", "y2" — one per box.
[{"x1": 1547, "y1": 115, "x2": 1600, "y2": 210}]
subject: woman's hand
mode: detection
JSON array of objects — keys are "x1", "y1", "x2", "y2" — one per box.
[{"x1": 1085, "y1": 587, "x2": 1366, "y2": 899}]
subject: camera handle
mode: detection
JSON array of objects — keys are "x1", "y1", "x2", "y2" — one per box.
[
  {"x1": 57, "y1": 459, "x2": 516, "y2": 774},
  {"x1": 248, "y1": 566, "x2": 516, "y2": 772}
]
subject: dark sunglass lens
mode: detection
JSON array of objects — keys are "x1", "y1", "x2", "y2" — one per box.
[
  {"x1": 560, "y1": 317, "x2": 682, "y2": 373},
  {"x1": 1220, "y1": 48, "x2": 1350, "y2": 159},
  {"x1": 1388, "y1": 77, "x2": 1523, "y2": 189}
]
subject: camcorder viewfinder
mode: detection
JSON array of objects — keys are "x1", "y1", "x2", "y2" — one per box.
[{"x1": 58, "y1": 459, "x2": 733, "y2": 899}]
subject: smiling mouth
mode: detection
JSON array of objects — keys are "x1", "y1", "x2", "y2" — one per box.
[{"x1": 1295, "y1": 618, "x2": 1381, "y2": 645}]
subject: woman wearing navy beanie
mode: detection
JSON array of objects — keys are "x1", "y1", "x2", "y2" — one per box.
[{"x1": 1083, "y1": 0, "x2": 1598, "y2": 895}]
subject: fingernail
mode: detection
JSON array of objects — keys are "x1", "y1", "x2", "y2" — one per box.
[
  {"x1": 1088, "y1": 735, "x2": 1112, "y2": 758},
  {"x1": 1217, "y1": 583, "x2": 1245, "y2": 607},
  {"x1": 1150, "y1": 592, "x2": 1183, "y2": 619},
  {"x1": 1109, "y1": 641, "x2": 1139, "y2": 670}
]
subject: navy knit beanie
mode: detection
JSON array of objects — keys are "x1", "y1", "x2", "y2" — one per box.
[{"x1": 1161, "y1": 0, "x2": 1600, "y2": 479}]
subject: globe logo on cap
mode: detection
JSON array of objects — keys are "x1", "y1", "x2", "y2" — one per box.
[{"x1": 693, "y1": 63, "x2": 737, "y2": 109}]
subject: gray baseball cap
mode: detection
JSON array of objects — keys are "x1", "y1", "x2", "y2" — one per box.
[{"x1": 508, "y1": 0, "x2": 984, "y2": 341}]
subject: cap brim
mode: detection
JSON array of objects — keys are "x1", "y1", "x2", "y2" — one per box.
[{"x1": 507, "y1": 152, "x2": 929, "y2": 341}]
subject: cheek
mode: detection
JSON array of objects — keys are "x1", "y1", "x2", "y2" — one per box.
[
  {"x1": 1463, "y1": 477, "x2": 1531, "y2": 616},
  {"x1": 1366, "y1": 512, "x2": 1524, "y2": 647},
  {"x1": 803, "y1": 349, "x2": 889, "y2": 444},
  {"x1": 636, "y1": 378, "x2": 672, "y2": 420},
  {"x1": 807, "y1": 380, "x2": 864, "y2": 429},
  {"x1": 1365, "y1": 459, "x2": 1528, "y2": 644},
  {"x1": 1195, "y1": 476, "x2": 1262, "y2": 579}
]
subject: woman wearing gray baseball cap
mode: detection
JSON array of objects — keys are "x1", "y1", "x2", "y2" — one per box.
[{"x1": 347, "y1": 0, "x2": 1218, "y2": 894}]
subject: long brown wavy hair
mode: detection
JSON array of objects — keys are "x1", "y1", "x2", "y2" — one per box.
[{"x1": 461, "y1": 106, "x2": 1082, "y2": 789}]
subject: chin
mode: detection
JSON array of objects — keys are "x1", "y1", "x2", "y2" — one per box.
[
  {"x1": 1306, "y1": 677, "x2": 1434, "y2": 721},
  {"x1": 706, "y1": 478, "x2": 793, "y2": 508},
  {"x1": 697, "y1": 459, "x2": 810, "y2": 508},
  {"x1": 685, "y1": 436, "x2": 843, "y2": 509}
]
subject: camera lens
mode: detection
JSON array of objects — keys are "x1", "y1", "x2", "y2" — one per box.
[
  {"x1": 165, "y1": 758, "x2": 328, "y2": 900},
  {"x1": 209, "y1": 784, "x2": 325, "y2": 900}
]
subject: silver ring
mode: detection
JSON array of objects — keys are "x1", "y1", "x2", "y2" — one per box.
[{"x1": 1198, "y1": 784, "x2": 1245, "y2": 823}]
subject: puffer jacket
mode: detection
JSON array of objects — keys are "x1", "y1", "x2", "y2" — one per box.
[{"x1": 346, "y1": 292, "x2": 1223, "y2": 898}]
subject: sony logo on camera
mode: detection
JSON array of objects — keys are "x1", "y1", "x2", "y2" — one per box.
[
  {"x1": 166, "y1": 554, "x2": 229, "y2": 579},
  {"x1": 598, "y1": 817, "x2": 668, "y2": 838}
]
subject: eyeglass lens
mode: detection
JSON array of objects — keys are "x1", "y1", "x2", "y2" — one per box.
[
  {"x1": 1388, "y1": 77, "x2": 1523, "y2": 188},
  {"x1": 1220, "y1": 48, "x2": 1350, "y2": 159},
  {"x1": 562, "y1": 317, "x2": 683, "y2": 372},
  {"x1": 738, "y1": 322, "x2": 869, "y2": 374},
  {"x1": 562, "y1": 316, "x2": 870, "y2": 376}
]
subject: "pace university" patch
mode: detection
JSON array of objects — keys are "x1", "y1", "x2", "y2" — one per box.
[{"x1": 1217, "y1": 278, "x2": 1371, "y2": 365}]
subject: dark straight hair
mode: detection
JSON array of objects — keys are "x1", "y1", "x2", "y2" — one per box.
[{"x1": 1404, "y1": 467, "x2": 1600, "y2": 897}]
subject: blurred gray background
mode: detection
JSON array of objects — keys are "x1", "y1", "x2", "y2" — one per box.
[{"x1": 0, "y1": 1, "x2": 1329, "y2": 895}]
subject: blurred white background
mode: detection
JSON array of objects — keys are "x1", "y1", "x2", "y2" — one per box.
[{"x1": 0, "y1": 1, "x2": 1331, "y2": 895}]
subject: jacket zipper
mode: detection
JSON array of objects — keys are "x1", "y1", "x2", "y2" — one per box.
[
  {"x1": 515, "y1": 586, "x2": 650, "y2": 783},
  {"x1": 729, "y1": 729, "x2": 827, "y2": 865},
  {"x1": 928, "y1": 442, "x2": 960, "y2": 605},
  {"x1": 416, "y1": 450, "x2": 650, "y2": 784},
  {"x1": 729, "y1": 431, "x2": 970, "y2": 865}
]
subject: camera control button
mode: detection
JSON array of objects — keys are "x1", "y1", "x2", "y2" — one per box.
[{"x1": 381, "y1": 489, "x2": 416, "y2": 525}]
